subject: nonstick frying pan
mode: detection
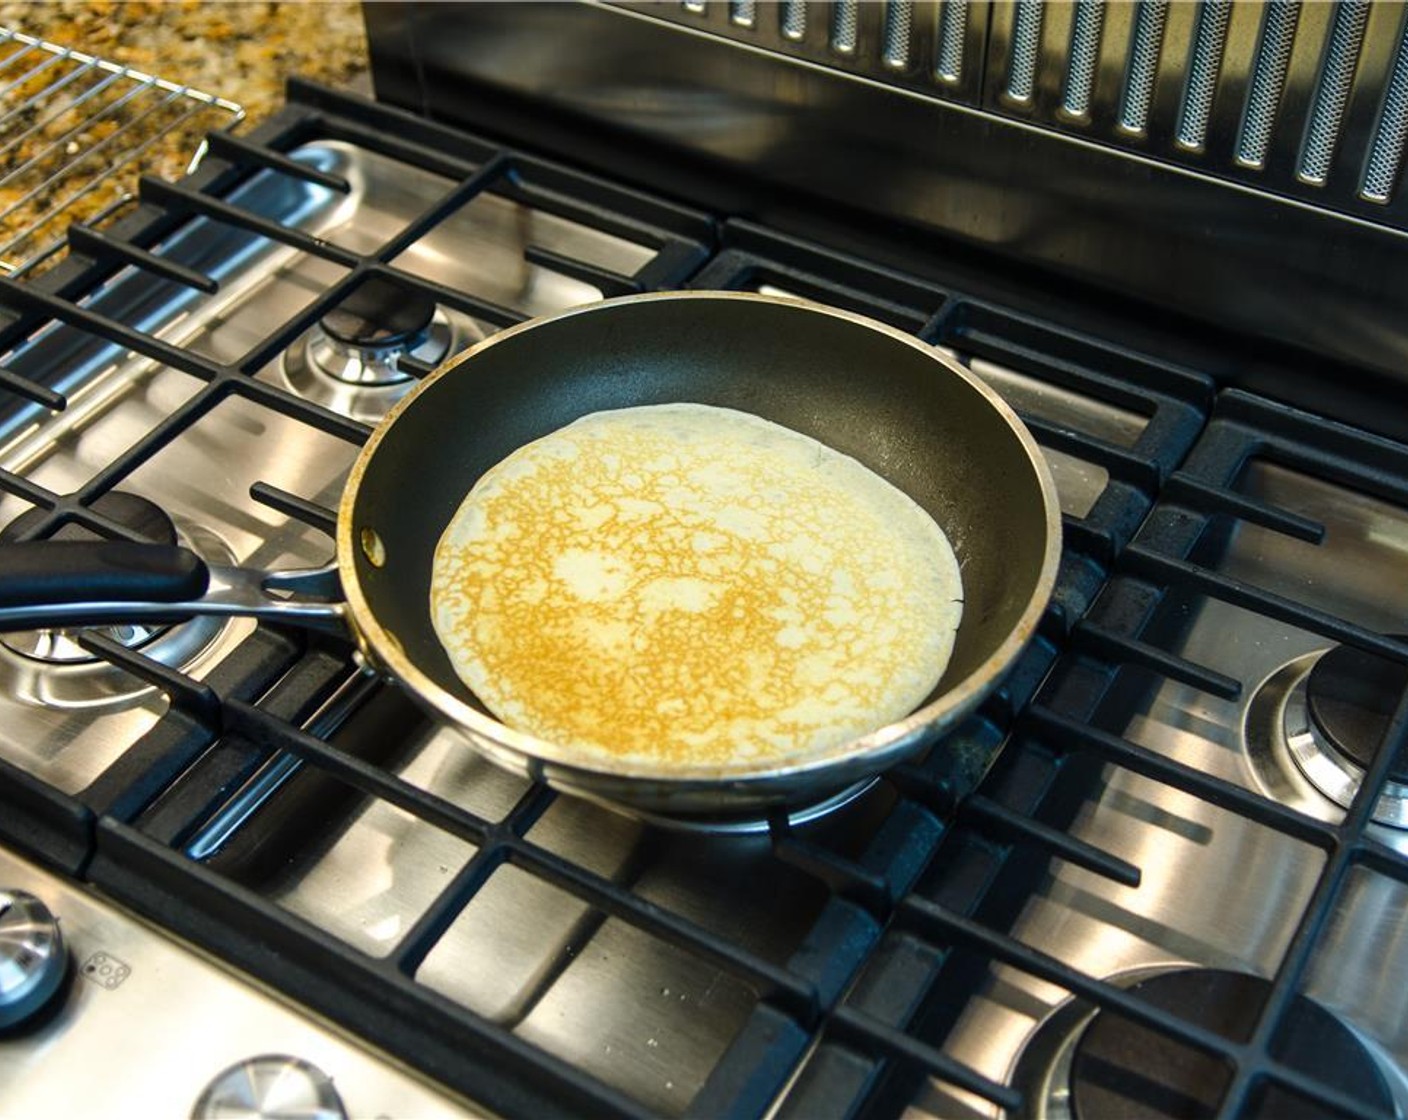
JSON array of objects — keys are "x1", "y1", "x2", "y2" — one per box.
[{"x1": 0, "y1": 293, "x2": 1061, "y2": 820}]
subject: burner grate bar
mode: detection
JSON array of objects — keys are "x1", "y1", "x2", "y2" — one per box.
[
  {"x1": 389, "y1": 784, "x2": 557, "y2": 977},
  {"x1": 77, "y1": 631, "x2": 222, "y2": 726},
  {"x1": 1356, "y1": 835, "x2": 1408, "y2": 885},
  {"x1": 65, "y1": 223, "x2": 218, "y2": 293},
  {"x1": 902, "y1": 881, "x2": 1394, "y2": 1120},
  {"x1": 522, "y1": 245, "x2": 642, "y2": 298},
  {"x1": 203, "y1": 129, "x2": 352, "y2": 194},
  {"x1": 137, "y1": 175, "x2": 362, "y2": 268},
  {"x1": 0, "y1": 756, "x2": 95, "y2": 875},
  {"x1": 514, "y1": 834, "x2": 822, "y2": 1020},
  {"x1": 363, "y1": 264, "x2": 526, "y2": 332},
  {"x1": 901, "y1": 894, "x2": 1242, "y2": 1061},
  {"x1": 947, "y1": 317, "x2": 1214, "y2": 412},
  {"x1": 248, "y1": 482, "x2": 338, "y2": 538},
  {"x1": 1161, "y1": 472, "x2": 1326, "y2": 543},
  {"x1": 0, "y1": 362, "x2": 65, "y2": 410},
  {"x1": 1027, "y1": 705, "x2": 1335, "y2": 849},
  {"x1": 0, "y1": 466, "x2": 57, "y2": 508},
  {"x1": 828, "y1": 1003, "x2": 1023, "y2": 1110},
  {"x1": 0, "y1": 271, "x2": 375, "y2": 454},
  {"x1": 1019, "y1": 414, "x2": 1164, "y2": 490},
  {"x1": 230, "y1": 374, "x2": 372, "y2": 444},
  {"x1": 223, "y1": 699, "x2": 495, "y2": 846},
  {"x1": 389, "y1": 845, "x2": 508, "y2": 976},
  {"x1": 313, "y1": 112, "x2": 483, "y2": 180},
  {"x1": 222, "y1": 698, "x2": 826, "y2": 1019},
  {"x1": 0, "y1": 269, "x2": 225, "y2": 381},
  {"x1": 1073, "y1": 619, "x2": 1243, "y2": 700},
  {"x1": 91, "y1": 819, "x2": 654, "y2": 1120},
  {"x1": 0, "y1": 484, "x2": 204, "y2": 547},
  {"x1": 70, "y1": 387, "x2": 236, "y2": 514},
  {"x1": 369, "y1": 152, "x2": 516, "y2": 261},
  {"x1": 1122, "y1": 544, "x2": 1408, "y2": 665},
  {"x1": 1215, "y1": 688, "x2": 1408, "y2": 1119},
  {"x1": 769, "y1": 827, "x2": 894, "y2": 915},
  {"x1": 961, "y1": 792, "x2": 1143, "y2": 887}
]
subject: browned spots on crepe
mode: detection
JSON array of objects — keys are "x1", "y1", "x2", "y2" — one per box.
[{"x1": 431, "y1": 404, "x2": 963, "y2": 769}]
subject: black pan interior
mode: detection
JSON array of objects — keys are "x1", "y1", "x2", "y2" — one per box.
[{"x1": 347, "y1": 297, "x2": 1051, "y2": 717}]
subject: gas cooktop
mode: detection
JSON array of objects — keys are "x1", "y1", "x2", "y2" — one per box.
[{"x1": 0, "y1": 74, "x2": 1404, "y2": 1120}]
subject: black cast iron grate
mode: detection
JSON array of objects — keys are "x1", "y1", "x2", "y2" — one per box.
[
  {"x1": 830, "y1": 390, "x2": 1408, "y2": 1120},
  {"x1": 1, "y1": 80, "x2": 1396, "y2": 1120}
]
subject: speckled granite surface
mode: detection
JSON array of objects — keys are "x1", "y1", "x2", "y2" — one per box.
[{"x1": 0, "y1": 1, "x2": 369, "y2": 270}]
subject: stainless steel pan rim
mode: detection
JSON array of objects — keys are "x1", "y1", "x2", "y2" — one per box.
[{"x1": 337, "y1": 290, "x2": 1062, "y2": 794}]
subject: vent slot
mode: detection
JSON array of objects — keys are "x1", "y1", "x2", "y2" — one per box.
[
  {"x1": 1063, "y1": 1, "x2": 1106, "y2": 118},
  {"x1": 884, "y1": 0, "x2": 914, "y2": 69},
  {"x1": 1298, "y1": 0, "x2": 1370, "y2": 184},
  {"x1": 1119, "y1": 0, "x2": 1170, "y2": 134},
  {"x1": 1363, "y1": 20, "x2": 1408, "y2": 201},
  {"x1": 1008, "y1": 0, "x2": 1044, "y2": 102},
  {"x1": 937, "y1": 0, "x2": 969, "y2": 82},
  {"x1": 832, "y1": 0, "x2": 858, "y2": 52},
  {"x1": 1238, "y1": 1, "x2": 1300, "y2": 168},
  {"x1": 1176, "y1": 0, "x2": 1231, "y2": 150},
  {"x1": 782, "y1": 1, "x2": 806, "y2": 40},
  {"x1": 731, "y1": 0, "x2": 756, "y2": 27}
]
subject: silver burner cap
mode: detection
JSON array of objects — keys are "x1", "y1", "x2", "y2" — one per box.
[
  {"x1": 0, "y1": 522, "x2": 235, "y2": 710},
  {"x1": 1282, "y1": 667, "x2": 1408, "y2": 828},
  {"x1": 280, "y1": 309, "x2": 467, "y2": 422},
  {"x1": 1, "y1": 621, "x2": 168, "y2": 664},
  {"x1": 1244, "y1": 652, "x2": 1408, "y2": 832}
]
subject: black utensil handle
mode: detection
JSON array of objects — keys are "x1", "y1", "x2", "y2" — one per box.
[{"x1": 0, "y1": 541, "x2": 211, "y2": 608}]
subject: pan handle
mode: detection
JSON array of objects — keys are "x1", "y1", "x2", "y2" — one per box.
[{"x1": 0, "y1": 542, "x2": 348, "y2": 636}]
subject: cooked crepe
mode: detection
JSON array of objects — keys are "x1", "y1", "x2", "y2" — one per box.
[{"x1": 430, "y1": 403, "x2": 964, "y2": 768}]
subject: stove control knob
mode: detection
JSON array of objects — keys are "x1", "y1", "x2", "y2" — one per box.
[
  {"x1": 0, "y1": 888, "x2": 67, "y2": 1029},
  {"x1": 192, "y1": 1055, "x2": 347, "y2": 1120}
]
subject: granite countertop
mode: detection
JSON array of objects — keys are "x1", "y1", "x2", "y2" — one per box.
[{"x1": 0, "y1": 0, "x2": 370, "y2": 270}]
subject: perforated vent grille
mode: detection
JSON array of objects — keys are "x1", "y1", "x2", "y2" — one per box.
[
  {"x1": 634, "y1": 0, "x2": 1408, "y2": 216},
  {"x1": 1237, "y1": 1, "x2": 1300, "y2": 168},
  {"x1": 1363, "y1": 19, "x2": 1408, "y2": 201},
  {"x1": 1063, "y1": 1, "x2": 1105, "y2": 118},
  {"x1": 1298, "y1": 0, "x2": 1369, "y2": 183},
  {"x1": 884, "y1": 0, "x2": 914, "y2": 69},
  {"x1": 937, "y1": 0, "x2": 969, "y2": 82},
  {"x1": 781, "y1": 0, "x2": 806, "y2": 41},
  {"x1": 1177, "y1": 0, "x2": 1231, "y2": 150},
  {"x1": 1119, "y1": 0, "x2": 1170, "y2": 133},
  {"x1": 1008, "y1": 0, "x2": 1044, "y2": 102},
  {"x1": 832, "y1": 0, "x2": 858, "y2": 52}
]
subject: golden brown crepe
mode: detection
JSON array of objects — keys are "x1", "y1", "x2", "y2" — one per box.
[{"x1": 430, "y1": 404, "x2": 963, "y2": 768}]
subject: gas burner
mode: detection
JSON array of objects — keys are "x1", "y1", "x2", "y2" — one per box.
[
  {"x1": 0, "y1": 493, "x2": 180, "y2": 664},
  {"x1": 1010, "y1": 967, "x2": 1397, "y2": 1120},
  {"x1": 280, "y1": 275, "x2": 474, "y2": 422},
  {"x1": 1245, "y1": 650, "x2": 1408, "y2": 831},
  {"x1": 0, "y1": 493, "x2": 233, "y2": 709}
]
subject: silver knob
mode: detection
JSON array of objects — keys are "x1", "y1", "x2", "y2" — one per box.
[
  {"x1": 0, "y1": 888, "x2": 67, "y2": 1029},
  {"x1": 192, "y1": 1055, "x2": 347, "y2": 1120}
]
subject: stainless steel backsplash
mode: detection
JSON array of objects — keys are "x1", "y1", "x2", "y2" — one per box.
[
  {"x1": 628, "y1": 0, "x2": 1408, "y2": 220},
  {"x1": 365, "y1": 1, "x2": 1408, "y2": 424}
]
